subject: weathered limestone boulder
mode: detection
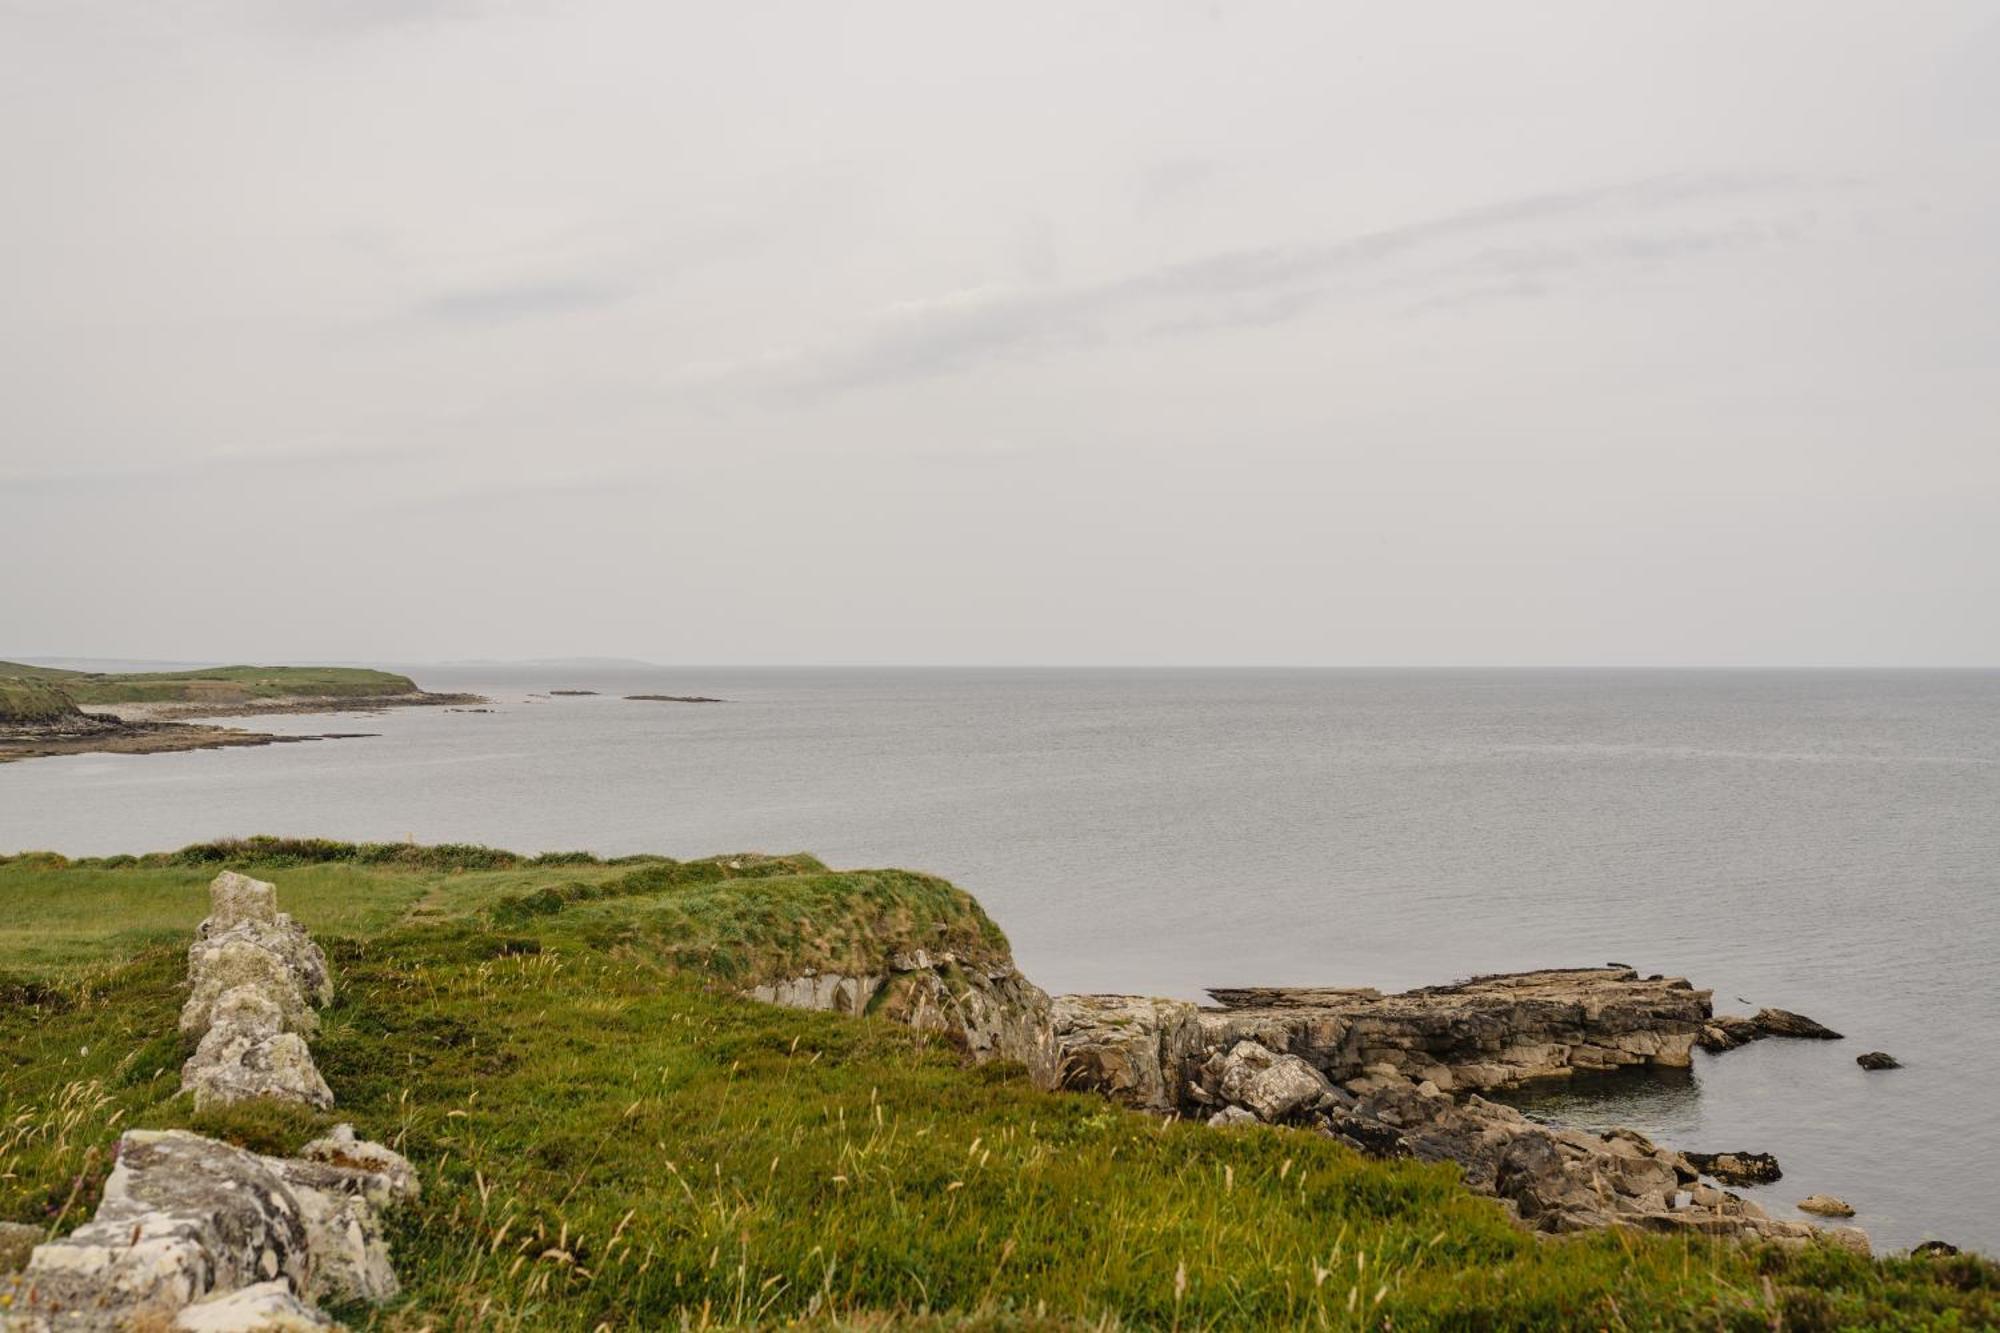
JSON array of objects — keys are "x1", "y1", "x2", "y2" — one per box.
[
  {"x1": 2, "y1": 1131, "x2": 314, "y2": 1329},
  {"x1": 182, "y1": 939, "x2": 318, "y2": 1042},
  {"x1": 171, "y1": 1281, "x2": 334, "y2": 1330},
  {"x1": 1204, "y1": 968, "x2": 1709, "y2": 1092},
  {"x1": 1049, "y1": 995, "x2": 1203, "y2": 1114},
  {"x1": 182, "y1": 988, "x2": 332, "y2": 1113},
  {"x1": 1195, "y1": 1041, "x2": 1336, "y2": 1123},
  {"x1": 297, "y1": 1124, "x2": 421, "y2": 1206},
  {"x1": 1684, "y1": 1151, "x2": 1783, "y2": 1186},
  {"x1": 1857, "y1": 1051, "x2": 1900, "y2": 1071},
  {"x1": 1, "y1": 1126, "x2": 414, "y2": 1331},
  {"x1": 179, "y1": 874, "x2": 333, "y2": 1112},
  {"x1": 1799, "y1": 1194, "x2": 1856, "y2": 1217}
]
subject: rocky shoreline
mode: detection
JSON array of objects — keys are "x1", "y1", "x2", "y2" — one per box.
[
  {"x1": 0, "y1": 692, "x2": 475, "y2": 764},
  {"x1": 757, "y1": 958, "x2": 1879, "y2": 1255},
  {"x1": 98, "y1": 690, "x2": 485, "y2": 724}
]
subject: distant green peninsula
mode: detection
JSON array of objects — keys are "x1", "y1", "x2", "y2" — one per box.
[{"x1": 0, "y1": 661, "x2": 478, "y2": 763}]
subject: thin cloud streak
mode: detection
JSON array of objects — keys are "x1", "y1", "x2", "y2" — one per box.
[{"x1": 684, "y1": 172, "x2": 1827, "y2": 402}]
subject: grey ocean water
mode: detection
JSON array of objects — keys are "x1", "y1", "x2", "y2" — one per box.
[{"x1": 2, "y1": 667, "x2": 1994, "y2": 1252}]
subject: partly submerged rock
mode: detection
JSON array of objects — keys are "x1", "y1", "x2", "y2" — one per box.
[
  {"x1": 1307, "y1": 1071, "x2": 1845, "y2": 1249},
  {"x1": 1856, "y1": 1051, "x2": 1901, "y2": 1070},
  {"x1": 1751, "y1": 1008, "x2": 1842, "y2": 1040},
  {"x1": 1204, "y1": 967, "x2": 1709, "y2": 1093},
  {"x1": 1684, "y1": 1150, "x2": 1783, "y2": 1186},
  {"x1": 1697, "y1": 1014, "x2": 1762, "y2": 1052},
  {"x1": 1799, "y1": 1194, "x2": 1856, "y2": 1217}
]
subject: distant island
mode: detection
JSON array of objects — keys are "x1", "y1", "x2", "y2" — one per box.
[
  {"x1": 626, "y1": 692, "x2": 726, "y2": 703},
  {"x1": 0, "y1": 662, "x2": 480, "y2": 763}
]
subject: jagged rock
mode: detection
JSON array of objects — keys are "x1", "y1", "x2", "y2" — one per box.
[
  {"x1": 751, "y1": 955, "x2": 1059, "y2": 1089},
  {"x1": 1799, "y1": 1194, "x2": 1856, "y2": 1217},
  {"x1": 1913, "y1": 1239, "x2": 1961, "y2": 1257},
  {"x1": 1204, "y1": 968, "x2": 1707, "y2": 1092},
  {"x1": 188, "y1": 873, "x2": 331, "y2": 1021},
  {"x1": 1697, "y1": 1014, "x2": 1761, "y2": 1052},
  {"x1": 1856, "y1": 1051, "x2": 1900, "y2": 1070},
  {"x1": 1685, "y1": 1151, "x2": 1783, "y2": 1186},
  {"x1": 1050, "y1": 995, "x2": 1203, "y2": 1114},
  {"x1": 297, "y1": 1125, "x2": 420, "y2": 1205},
  {"x1": 206, "y1": 871, "x2": 279, "y2": 931},
  {"x1": 1752, "y1": 1008, "x2": 1842, "y2": 1040},
  {"x1": 0, "y1": 1223, "x2": 40, "y2": 1276},
  {"x1": 182, "y1": 940, "x2": 318, "y2": 1041},
  {"x1": 3, "y1": 1130, "x2": 315, "y2": 1328},
  {"x1": 180, "y1": 874, "x2": 332, "y2": 1111},
  {"x1": 1308, "y1": 1072, "x2": 1845, "y2": 1249},
  {"x1": 2, "y1": 1128, "x2": 416, "y2": 1330},
  {"x1": 181, "y1": 987, "x2": 332, "y2": 1112},
  {"x1": 1207, "y1": 1106, "x2": 1259, "y2": 1127},
  {"x1": 1201, "y1": 1041, "x2": 1333, "y2": 1122},
  {"x1": 873, "y1": 966, "x2": 1059, "y2": 1087},
  {"x1": 172, "y1": 1281, "x2": 335, "y2": 1330}
]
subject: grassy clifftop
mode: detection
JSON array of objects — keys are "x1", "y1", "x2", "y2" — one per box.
[
  {"x1": 0, "y1": 661, "x2": 420, "y2": 707},
  {"x1": 0, "y1": 677, "x2": 82, "y2": 726},
  {"x1": 0, "y1": 844, "x2": 1992, "y2": 1329}
]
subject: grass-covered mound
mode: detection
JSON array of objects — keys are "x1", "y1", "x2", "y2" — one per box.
[
  {"x1": 0, "y1": 677, "x2": 82, "y2": 726},
  {"x1": 0, "y1": 661, "x2": 419, "y2": 707},
  {"x1": 1, "y1": 845, "x2": 1994, "y2": 1329}
]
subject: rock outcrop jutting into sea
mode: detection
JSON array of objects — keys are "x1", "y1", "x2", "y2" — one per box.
[
  {"x1": 1047, "y1": 968, "x2": 1867, "y2": 1252},
  {"x1": 179, "y1": 872, "x2": 334, "y2": 1112}
]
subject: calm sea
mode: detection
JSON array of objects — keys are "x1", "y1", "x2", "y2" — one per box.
[{"x1": 2, "y1": 667, "x2": 1994, "y2": 1253}]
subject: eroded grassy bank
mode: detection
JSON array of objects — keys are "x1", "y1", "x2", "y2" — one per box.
[{"x1": 0, "y1": 843, "x2": 1993, "y2": 1329}]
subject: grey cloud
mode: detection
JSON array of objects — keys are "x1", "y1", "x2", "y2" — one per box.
[{"x1": 699, "y1": 172, "x2": 1823, "y2": 401}]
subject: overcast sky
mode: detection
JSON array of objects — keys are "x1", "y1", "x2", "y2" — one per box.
[{"x1": 3, "y1": 2, "x2": 1996, "y2": 665}]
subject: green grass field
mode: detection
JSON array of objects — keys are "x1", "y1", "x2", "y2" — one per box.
[
  {"x1": 1, "y1": 843, "x2": 1993, "y2": 1329},
  {"x1": 0, "y1": 662, "x2": 419, "y2": 708}
]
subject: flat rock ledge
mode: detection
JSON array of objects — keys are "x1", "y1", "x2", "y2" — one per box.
[
  {"x1": 0, "y1": 1125, "x2": 417, "y2": 1331},
  {"x1": 1050, "y1": 968, "x2": 1868, "y2": 1254},
  {"x1": 180, "y1": 873, "x2": 333, "y2": 1112}
]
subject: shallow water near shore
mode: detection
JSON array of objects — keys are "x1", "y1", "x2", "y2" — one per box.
[{"x1": 2, "y1": 666, "x2": 1995, "y2": 1253}]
